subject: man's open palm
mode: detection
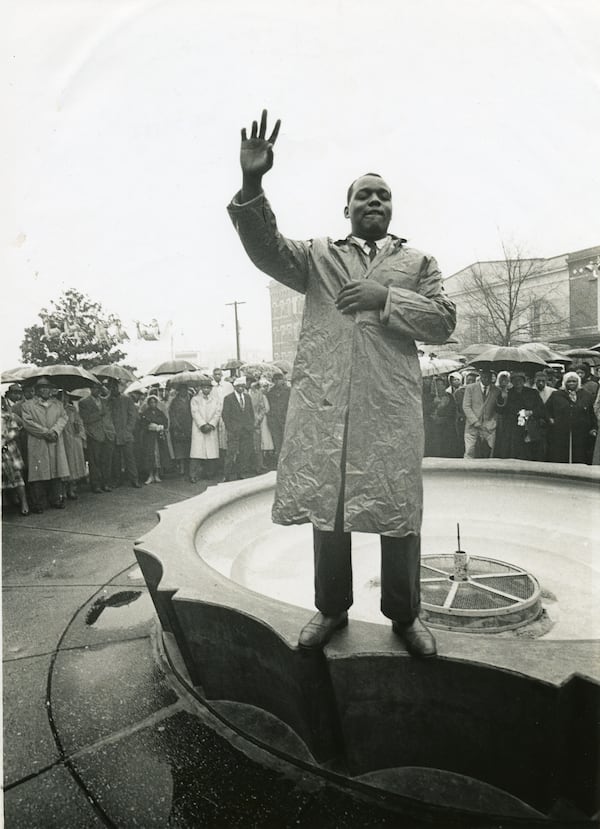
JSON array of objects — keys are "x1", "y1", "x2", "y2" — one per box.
[{"x1": 240, "y1": 110, "x2": 281, "y2": 178}]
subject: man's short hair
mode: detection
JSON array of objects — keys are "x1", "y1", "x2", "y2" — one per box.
[{"x1": 346, "y1": 173, "x2": 385, "y2": 205}]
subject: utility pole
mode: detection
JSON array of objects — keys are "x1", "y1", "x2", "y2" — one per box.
[{"x1": 225, "y1": 301, "x2": 246, "y2": 361}]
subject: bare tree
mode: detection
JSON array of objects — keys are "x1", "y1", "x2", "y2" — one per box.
[{"x1": 460, "y1": 243, "x2": 568, "y2": 346}]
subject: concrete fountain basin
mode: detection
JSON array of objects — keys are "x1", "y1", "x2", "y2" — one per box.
[{"x1": 134, "y1": 459, "x2": 600, "y2": 822}]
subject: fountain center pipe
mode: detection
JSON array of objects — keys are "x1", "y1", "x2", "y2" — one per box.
[{"x1": 452, "y1": 523, "x2": 469, "y2": 581}]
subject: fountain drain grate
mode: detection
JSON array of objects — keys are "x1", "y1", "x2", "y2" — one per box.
[{"x1": 420, "y1": 555, "x2": 542, "y2": 633}]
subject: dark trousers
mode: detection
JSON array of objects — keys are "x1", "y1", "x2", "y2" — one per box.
[
  {"x1": 87, "y1": 437, "x2": 112, "y2": 489},
  {"x1": 190, "y1": 458, "x2": 217, "y2": 480},
  {"x1": 111, "y1": 442, "x2": 138, "y2": 485},
  {"x1": 313, "y1": 524, "x2": 421, "y2": 623},
  {"x1": 313, "y1": 414, "x2": 421, "y2": 622},
  {"x1": 224, "y1": 430, "x2": 255, "y2": 480},
  {"x1": 29, "y1": 479, "x2": 64, "y2": 509}
]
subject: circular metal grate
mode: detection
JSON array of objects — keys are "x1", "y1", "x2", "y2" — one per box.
[{"x1": 421, "y1": 555, "x2": 542, "y2": 633}]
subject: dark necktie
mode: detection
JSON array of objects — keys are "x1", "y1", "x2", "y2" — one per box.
[
  {"x1": 366, "y1": 241, "x2": 378, "y2": 262},
  {"x1": 238, "y1": 393, "x2": 244, "y2": 410}
]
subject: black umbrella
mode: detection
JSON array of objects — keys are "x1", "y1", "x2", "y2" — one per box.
[
  {"x1": 148, "y1": 359, "x2": 199, "y2": 375},
  {"x1": 23, "y1": 364, "x2": 101, "y2": 391},
  {"x1": 470, "y1": 346, "x2": 547, "y2": 375},
  {"x1": 92, "y1": 365, "x2": 137, "y2": 383}
]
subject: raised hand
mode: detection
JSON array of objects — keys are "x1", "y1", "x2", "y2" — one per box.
[{"x1": 240, "y1": 110, "x2": 281, "y2": 200}]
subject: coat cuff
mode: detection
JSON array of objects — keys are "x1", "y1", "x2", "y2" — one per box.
[
  {"x1": 379, "y1": 287, "x2": 392, "y2": 324},
  {"x1": 228, "y1": 190, "x2": 265, "y2": 210}
]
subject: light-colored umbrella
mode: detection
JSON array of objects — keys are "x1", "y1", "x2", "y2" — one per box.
[
  {"x1": 563, "y1": 348, "x2": 600, "y2": 366},
  {"x1": 148, "y1": 359, "x2": 199, "y2": 375},
  {"x1": 461, "y1": 343, "x2": 497, "y2": 358},
  {"x1": 1, "y1": 365, "x2": 39, "y2": 383},
  {"x1": 167, "y1": 371, "x2": 207, "y2": 386},
  {"x1": 419, "y1": 356, "x2": 463, "y2": 377},
  {"x1": 92, "y1": 365, "x2": 137, "y2": 383},
  {"x1": 124, "y1": 375, "x2": 174, "y2": 395},
  {"x1": 517, "y1": 343, "x2": 571, "y2": 364},
  {"x1": 272, "y1": 359, "x2": 293, "y2": 375},
  {"x1": 470, "y1": 347, "x2": 547, "y2": 374},
  {"x1": 23, "y1": 364, "x2": 101, "y2": 391}
]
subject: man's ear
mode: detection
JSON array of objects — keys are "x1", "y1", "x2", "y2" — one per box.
[{"x1": 343, "y1": 205, "x2": 350, "y2": 219}]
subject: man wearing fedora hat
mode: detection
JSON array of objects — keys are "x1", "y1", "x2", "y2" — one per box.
[{"x1": 20, "y1": 377, "x2": 70, "y2": 512}]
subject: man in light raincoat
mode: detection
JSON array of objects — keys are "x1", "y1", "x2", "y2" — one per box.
[{"x1": 228, "y1": 112, "x2": 456, "y2": 656}]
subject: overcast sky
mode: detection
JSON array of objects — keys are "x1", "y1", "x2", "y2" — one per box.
[{"x1": 4, "y1": 0, "x2": 599, "y2": 371}]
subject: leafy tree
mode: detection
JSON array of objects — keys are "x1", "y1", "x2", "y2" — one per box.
[
  {"x1": 20, "y1": 289, "x2": 131, "y2": 369},
  {"x1": 458, "y1": 243, "x2": 568, "y2": 346}
]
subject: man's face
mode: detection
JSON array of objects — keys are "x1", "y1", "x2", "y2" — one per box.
[
  {"x1": 450, "y1": 377, "x2": 461, "y2": 390},
  {"x1": 465, "y1": 373, "x2": 477, "y2": 385},
  {"x1": 480, "y1": 372, "x2": 492, "y2": 387},
  {"x1": 565, "y1": 377, "x2": 579, "y2": 391},
  {"x1": 535, "y1": 375, "x2": 546, "y2": 390},
  {"x1": 7, "y1": 388, "x2": 22, "y2": 403},
  {"x1": 512, "y1": 375, "x2": 526, "y2": 391},
  {"x1": 37, "y1": 384, "x2": 52, "y2": 400},
  {"x1": 576, "y1": 369, "x2": 586, "y2": 382},
  {"x1": 213, "y1": 369, "x2": 222, "y2": 384},
  {"x1": 344, "y1": 175, "x2": 392, "y2": 241}
]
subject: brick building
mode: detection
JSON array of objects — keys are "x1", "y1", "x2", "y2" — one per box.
[
  {"x1": 443, "y1": 244, "x2": 600, "y2": 349},
  {"x1": 269, "y1": 280, "x2": 305, "y2": 363},
  {"x1": 268, "y1": 244, "x2": 600, "y2": 360}
]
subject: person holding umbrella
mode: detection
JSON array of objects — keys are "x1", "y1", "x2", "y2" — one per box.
[
  {"x1": 105, "y1": 379, "x2": 142, "y2": 488},
  {"x1": 79, "y1": 382, "x2": 115, "y2": 493},
  {"x1": 168, "y1": 383, "x2": 193, "y2": 477},
  {"x1": 20, "y1": 377, "x2": 70, "y2": 512},
  {"x1": 495, "y1": 370, "x2": 547, "y2": 461},
  {"x1": 546, "y1": 372, "x2": 597, "y2": 464}
]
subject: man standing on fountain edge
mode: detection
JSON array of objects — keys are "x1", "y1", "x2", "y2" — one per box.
[{"x1": 227, "y1": 111, "x2": 456, "y2": 656}]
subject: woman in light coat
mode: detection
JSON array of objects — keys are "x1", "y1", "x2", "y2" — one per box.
[
  {"x1": 190, "y1": 380, "x2": 223, "y2": 482},
  {"x1": 20, "y1": 378, "x2": 70, "y2": 512}
]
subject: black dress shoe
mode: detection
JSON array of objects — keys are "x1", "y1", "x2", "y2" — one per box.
[
  {"x1": 52, "y1": 500, "x2": 66, "y2": 510},
  {"x1": 298, "y1": 611, "x2": 348, "y2": 649},
  {"x1": 392, "y1": 617, "x2": 437, "y2": 657},
  {"x1": 131, "y1": 481, "x2": 142, "y2": 488}
]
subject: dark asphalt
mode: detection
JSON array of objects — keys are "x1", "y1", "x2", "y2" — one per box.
[{"x1": 3, "y1": 477, "x2": 440, "y2": 829}]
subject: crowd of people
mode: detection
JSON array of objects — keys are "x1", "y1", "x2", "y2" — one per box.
[
  {"x1": 2, "y1": 359, "x2": 598, "y2": 517},
  {"x1": 423, "y1": 362, "x2": 600, "y2": 464},
  {"x1": 1, "y1": 367, "x2": 290, "y2": 515}
]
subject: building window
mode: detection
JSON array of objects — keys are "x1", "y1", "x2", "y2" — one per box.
[{"x1": 529, "y1": 300, "x2": 542, "y2": 338}]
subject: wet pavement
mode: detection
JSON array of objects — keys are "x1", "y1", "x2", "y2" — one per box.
[{"x1": 3, "y1": 478, "x2": 444, "y2": 828}]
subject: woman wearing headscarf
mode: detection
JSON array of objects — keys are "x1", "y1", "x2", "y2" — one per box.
[
  {"x1": 429, "y1": 376, "x2": 460, "y2": 457},
  {"x1": 140, "y1": 395, "x2": 170, "y2": 483},
  {"x1": 62, "y1": 392, "x2": 87, "y2": 499},
  {"x1": 495, "y1": 370, "x2": 547, "y2": 461},
  {"x1": 2, "y1": 399, "x2": 29, "y2": 515},
  {"x1": 546, "y1": 372, "x2": 597, "y2": 464},
  {"x1": 592, "y1": 387, "x2": 600, "y2": 465},
  {"x1": 492, "y1": 371, "x2": 511, "y2": 459},
  {"x1": 247, "y1": 377, "x2": 268, "y2": 473}
]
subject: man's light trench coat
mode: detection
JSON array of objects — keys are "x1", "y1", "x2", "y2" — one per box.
[{"x1": 228, "y1": 193, "x2": 456, "y2": 537}]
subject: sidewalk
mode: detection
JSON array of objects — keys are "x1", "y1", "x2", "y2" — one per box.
[{"x1": 2, "y1": 478, "x2": 436, "y2": 828}]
